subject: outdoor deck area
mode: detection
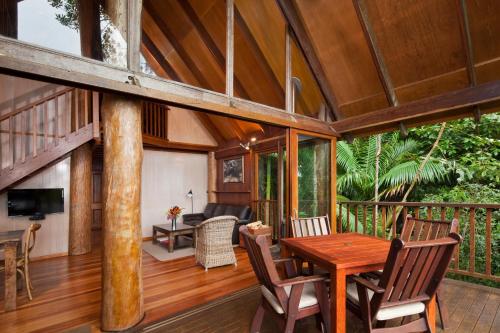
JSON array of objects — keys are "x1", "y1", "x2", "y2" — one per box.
[{"x1": 0, "y1": 233, "x2": 498, "y2": 333}]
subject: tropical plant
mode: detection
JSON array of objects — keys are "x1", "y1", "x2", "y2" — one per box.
[{"x1": 337, "y1": 132, "x2": 450, "y2": 201}]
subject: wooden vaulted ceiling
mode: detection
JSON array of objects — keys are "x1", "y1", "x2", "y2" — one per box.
[{"x1": 141, "y1": 0, "x2": 500, "y2": 139}]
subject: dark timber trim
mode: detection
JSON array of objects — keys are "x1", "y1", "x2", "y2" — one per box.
[
  {"x1": 456, "y1": 0, "x2": 481, "y2": 121},
  {"x1": 331, "y1": 80, "x2": 500, "y2": 133},
  {"x1": 276, "y1": 0, "x2": 342, "y2": 121}
]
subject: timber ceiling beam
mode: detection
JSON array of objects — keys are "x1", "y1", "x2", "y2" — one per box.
[
  {"x1": 353, "y1": 0, "x2": 398, "y2": 107},
  {"x1": 176, "y1": 0, "x2": 252, "y2": 100},
  {"x1": 331, "y1": 80, "x2": 500, "y2": 133},
  {"x1": 0, "y1": 37, "x2": 337, "y2": 136},
  {"x1": 276, "y1": 0, "x2": 342, "y2": 121},
  {"x1": 456, "y1": 0, "x2": 481, "y2": 121}
]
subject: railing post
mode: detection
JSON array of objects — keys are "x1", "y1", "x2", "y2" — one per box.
[
  {"x1": 354, "y1": 205, "x2": 358, "y2": 233},
  {"x1": 469, "y1": 207, "x2": 475, "y2": 273},
  {"x1": 453, "y1": 207, "x2": 460, "y2": 270},
  {"x1": 363, "y1": 205, "x2": 367, "y2": 234},
  {"x1": 381, "y1": 206, "x2": 386, "y2": 239},
  {"x1": 485, "y1": 209, "x2": 491, "y2": 277}
]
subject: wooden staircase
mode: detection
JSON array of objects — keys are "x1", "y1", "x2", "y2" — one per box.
[{"x1": 0, "y1": 88, "x2": 100, "y2": 191}]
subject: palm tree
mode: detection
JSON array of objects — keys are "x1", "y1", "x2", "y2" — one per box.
[{"x1": 336, "y1": 132, "x2": 449, "y2": 201}]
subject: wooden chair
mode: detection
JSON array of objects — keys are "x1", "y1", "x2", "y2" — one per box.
[
  {"x1": 240, "y1": 225, "x2": 330, "y2": 333},
  {"x1": 290, "y1": 216, "x2": 331, "y2": 275},
  {"x1": 195, "y1": 215, "x2": 237, "y2": 271},
  {"x1": 400, "y1": 214, "x2": 458, "y2": 329},
  {"x1": 347, "y1": 233, "x2": 461, "y2": 332},
  {"x1": 0, "y1": 223, "x2": 41, "y2": 300}
]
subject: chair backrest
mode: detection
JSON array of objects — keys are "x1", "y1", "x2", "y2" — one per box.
[
  {"x1": 401, "y1": 214, "x2": 458, "y2": 242},
  {"x1": 239, "y1": 225, "x2": 281, "y2": 292},
  {"x1": 372, "y1": 233, "x2": 461, "y2": 316},
  {"x1": 197, "y1": 215, "x2": 237, "y2": 243},
  {"x1": 290, "y1": 216, "x2": 330, "y2": 238},
  {"x1": 24, "y1": 223, "x2": 41, "y2": 262}
]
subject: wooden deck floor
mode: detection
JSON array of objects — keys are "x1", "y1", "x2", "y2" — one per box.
[{"x1": 0, "y1": 233, "x2": 498, "y2": 333}]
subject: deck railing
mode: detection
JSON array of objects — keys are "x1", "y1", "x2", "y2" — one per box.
[{"x1": 337, "y1": 201, "x2": 500, "y2": 283}]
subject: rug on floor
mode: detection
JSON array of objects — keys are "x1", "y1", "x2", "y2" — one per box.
[{"x1": 142, "y1": 239, "x2": 195, "y2": 261}]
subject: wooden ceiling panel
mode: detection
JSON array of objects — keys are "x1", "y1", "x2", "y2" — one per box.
[
  {"x1": 364, "y1": 0, "x2": 466, "y2": 87},
  {"x1": 235, "y1": 0, "x2": 286, "y2": 89},
  {"x1": 294, "y1": 0, "x2": 386, "y2": 107},
  {"x1": 467, "y1": 0, "x2": 500, "y2": 64},
  {"x1": 476, "y1": 58, "x2": 500, "y2": 84},
  {"x1": 339, "y1": 93, "x2": 389, "y2": 118}
]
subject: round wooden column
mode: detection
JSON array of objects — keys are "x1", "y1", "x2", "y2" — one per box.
[
  {"x1": 69, "y1": 143, "x2": 93, "y2": 255},
  {"x1": 207, "y1": 151, "x2": 217, "y2": 203},
  {"x1": 101, "y1": 94, "x2": 144, "y2": 331}
]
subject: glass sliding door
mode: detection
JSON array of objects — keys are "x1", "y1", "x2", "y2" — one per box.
[
  {"x1": 297, "y1": 135, "x2": 331, "y2": 217},
  {"x1": 287, "y1": 129, "x2": 336, "y2": 235}
]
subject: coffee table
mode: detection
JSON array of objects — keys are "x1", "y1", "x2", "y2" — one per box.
[{"x1": 152, "y1": 223, "x2": 196, "y2": 253}]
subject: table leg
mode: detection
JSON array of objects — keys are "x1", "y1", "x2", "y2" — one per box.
[
  {"x1": 152, "y1": 228, "x2": 158, "y2": 244},
  {"x1": 428, "y1": 294, "x2": 436, "y2": 332},
  {"x1": 4, "y1": 241, "x2": 17, "y2": 311},
  {"x1": 330, "y1": 269, "x2": 346, "y2": 333},
  {"x1": 168, "y1": 234, "x2": 174, "y2": 253}
]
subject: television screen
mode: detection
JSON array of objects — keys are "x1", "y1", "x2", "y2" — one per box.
[{"x1": 7, "y1": 188, "x2": 64, "y2": 217}]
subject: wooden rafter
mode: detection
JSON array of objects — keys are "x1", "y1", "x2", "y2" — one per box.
[
  {"x1": 331, "y1": 80, "x2": 500, "y2": 133},
  {"x1": 352, "y1": 0, "x2": 398, "y2": 107},
  {"x1": 176, "y1": 0, "x2": 251, "y2": 99},
  {"x1": 141, "y1": 29, "x2": 225, "y2": 145},
  {"x1": 234, "y1": 6, "x2": 285, "y2": 103},
  {"x1": 456, "y1": 0, "x2": 481, "y2": 121},
  {"x1": 276, "y1": 0, "x2": 342, "y2": 121}
]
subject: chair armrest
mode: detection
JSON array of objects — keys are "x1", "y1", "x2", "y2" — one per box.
[
  {"x1": 352, "y1": 276, "x2": 385, "y2": 294},
  {"x1": 273, "y1": 274, "x2": 328, "y2": 288},
  {"x1": 273, "y1": 258, "x2": 295, "y2": 264},
  {"x1": 183, "y1": 213, "x2": 204, "y2": 221}
]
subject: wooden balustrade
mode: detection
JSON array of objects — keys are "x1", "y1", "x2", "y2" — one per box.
[
  {"x1": 337, "y1": 201, "x2": 500, "y2": 283},
  {"x1": 252, "y1": 200, "x2": 280, "y2": 240},
  {"x1": 142, "y1": 101, "x2": 168, "y2": 140},
  {"x1": 0, "y1": 88, "x2": 99, "y2": 189}
]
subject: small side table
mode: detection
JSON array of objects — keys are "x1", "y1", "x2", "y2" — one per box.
[{"x1": 152, "y1": 223, "x2": 196, "y2": 253}]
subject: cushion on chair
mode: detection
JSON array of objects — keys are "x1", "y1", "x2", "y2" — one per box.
[
  {"x1": 346, "y1": 283, "x2": 425, "y2": 321},
  {"x1": 261, "y1": 283, "x2": 319, "y2": 315}
]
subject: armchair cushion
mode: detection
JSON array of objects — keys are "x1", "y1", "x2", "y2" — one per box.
[
  {"x1": 346, "y1": 282, "x2": 425, "y2": 321},
  {"x1": 261, "y1": 282, "x2": 319, "y2": 314}
]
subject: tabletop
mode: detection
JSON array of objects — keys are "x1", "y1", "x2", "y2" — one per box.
[
  {"x1": 153, "y1": 223, "x2": 195, "y2": 232},
  {"x1": 281, "y1": 233, "x2": 391, "y2": 271},
  {"x1": 0, "y1": 230, "x2": 24, "y2": 245}
]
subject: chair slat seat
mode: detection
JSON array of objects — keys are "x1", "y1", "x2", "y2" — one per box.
[{"x1": 261, "y1": 282, "x2": 319, "y2": 314}]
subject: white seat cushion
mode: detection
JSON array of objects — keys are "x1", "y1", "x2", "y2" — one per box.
[
  {"x1": 347, "y1": 282, "x2": 425, "y2": 321},
  {"x1": 261, "y1": 282, "x2": 319, "y2": 314}
]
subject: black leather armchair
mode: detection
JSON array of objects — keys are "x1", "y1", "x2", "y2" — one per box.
[{"x1": 183, "y1": 203, "x2": 254, "y2": 244}]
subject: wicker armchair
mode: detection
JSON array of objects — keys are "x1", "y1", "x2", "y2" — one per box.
[{"x1": 195, "y1": 215, "x2": 238, "y2": 271}]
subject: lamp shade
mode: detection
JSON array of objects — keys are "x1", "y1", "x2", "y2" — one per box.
[{"x1": 187, "y1": 190, "x2": 193, "y2": 198}]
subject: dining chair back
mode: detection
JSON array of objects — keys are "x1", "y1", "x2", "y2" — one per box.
[
  {"x1": 349, "y1": 233, "x2": 461, "y2": 332},
  {"x1": 240, "y1": 225, "x2": 330, "y2": 333},
  {"x1": 290, "y1": 216, "x2": 331, "y2": 238},
  {"x1": 400, "y1": 214, "x2": 458, "y2": 329},
  {"x1": 401, "y1": 214, "x2": 458, "y2": 242}
]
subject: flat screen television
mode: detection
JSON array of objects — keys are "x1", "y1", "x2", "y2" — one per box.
[{"x1": 7, "y1": 188, "x2": 64, "y2": 218}]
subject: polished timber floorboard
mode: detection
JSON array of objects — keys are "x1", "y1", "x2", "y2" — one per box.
[
  {"x1": 0, "y1": 232, "x2": 498, "y2": 333},
  {"x1": 0, "y1": 232, "x2": 257, "y2": 333}
]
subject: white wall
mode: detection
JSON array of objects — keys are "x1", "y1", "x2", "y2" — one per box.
[
  {"x1": 141, "y1": 150, "x2": 208, "y2": 237},
  {"x1": 0, "y1": 157, "x2": 70, "y2": 258}
]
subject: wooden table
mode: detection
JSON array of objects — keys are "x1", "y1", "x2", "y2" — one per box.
[
  {"x1": 152, "y1": 223, "x2": 196, "y2": 253},
  {"x1": 280, "y1": 233, "x2": 436, "y2": 333},
  {"x1": 0, "y1": 230, "x2": 24, "y2": 311}
]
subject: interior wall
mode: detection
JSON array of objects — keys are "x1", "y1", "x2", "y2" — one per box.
[
  {"x1": 215, "y1": 151, "x2": 252, "y2": 206},
  {"x1": 0, "y1": 157, "x2": 70, "y2": 258},
  {"x1": 141, "y1": 149, "x2": 208, "y2": 237}
]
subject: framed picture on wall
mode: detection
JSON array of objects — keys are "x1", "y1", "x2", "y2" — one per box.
[{"x1": 223, "y1": 157, "x2": 244, "y2": 183}]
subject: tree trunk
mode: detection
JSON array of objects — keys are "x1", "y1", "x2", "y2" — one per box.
[
  {"x1": 101, "y1": 94, "x2": 144, "y2": 331},
  {"x1": 401, "y1": 122, "x2": 447, "y2": 203},
  {"x1": 68, "y1": 143, "x2": 93, "y2": 255}
]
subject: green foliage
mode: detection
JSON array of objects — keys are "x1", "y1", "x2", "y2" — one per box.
[{"x1": 336, "y1": 132, "x2": 449, "y2": 201}]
